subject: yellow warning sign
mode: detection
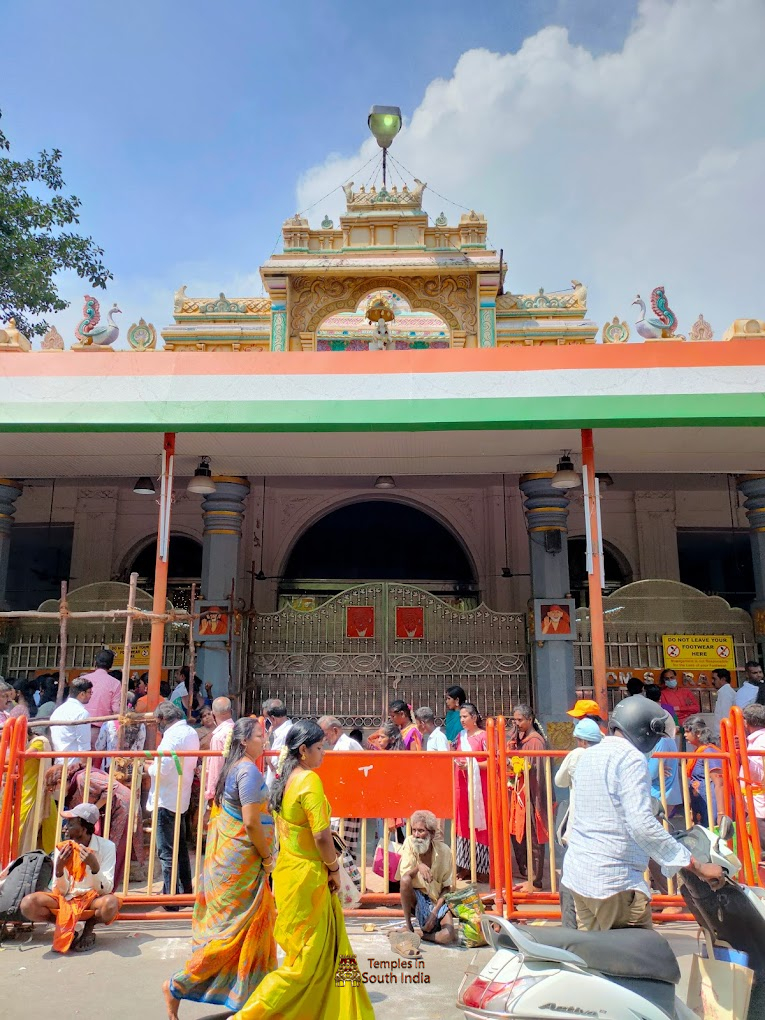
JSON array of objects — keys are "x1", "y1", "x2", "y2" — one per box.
[
  {"x1": 111, "y1": 643, "x2": 151, "y2": 667},
  {"x1": 662, "y1": 634, "x2": 736, "y2": 671}
]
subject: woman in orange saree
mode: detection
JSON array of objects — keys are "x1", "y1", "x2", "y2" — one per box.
[
  {"x1": 163, "y1": 718, "x2": 276, "y2": 1017},
  {"x1": 507, "y1": 703, "x2": 549, "y2": 891}
]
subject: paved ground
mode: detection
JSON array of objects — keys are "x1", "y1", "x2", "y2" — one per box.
[{"x1": 0, "y1": 917, "x2": 702, "y2": 1020}]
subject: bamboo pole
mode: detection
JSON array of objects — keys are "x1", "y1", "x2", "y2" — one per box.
[
  {"x1": 57, "y1": 581, "x2": 68, "y2": 705},
  {"x1": 122, "y1": 759, "x2": 141, "y2": 895},
  {"x1": 170, "y1": 769, "x2": 184, "y2": 897},
  {"x1": 544, "y1": 758, "x2": 557, "y2": 894},
  {"x1": 103, "y1": 756, "x2": 117, "y2": 841},
  {"x1": 193, "y1": 756, "x2": 208, "y2": 890},
  {"x1": 82, "y1": 757, "x2": 93, "y2": 805},
  {"x1": 118, "y1": 573, "x2": 139, "y2": 722},
  {"x1": 146, "y1": 761, "x2": 162, "y2": 894},
  {"x1": 524, "y1": 761, "x2": 534, "y2": 889},
  {"x1": 29, "y1": 758, "x2": 46, "y2": 852},
  {"x1": 383, "y1": 819, "x2": 390, "y2": 891},
  {"x1": 54, "y1": 757, "x2": 69, "y2": 846},
  {"x1": 360, "y1": 818, "x2": 368, "y2": 894},
  {"x1": 467, "y1": 756, "x2": 477, "y2": 883}
]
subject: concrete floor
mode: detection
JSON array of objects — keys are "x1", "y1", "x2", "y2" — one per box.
[
  {"x1": 0, "y1": 917, "x2": 705, "y2": 1020},
  {"x1": 0, "y1": 916, "x2": 474, "y2": 1020}
]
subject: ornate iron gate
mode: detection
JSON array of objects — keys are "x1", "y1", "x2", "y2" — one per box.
[{"x1": 244, "y1": 583, "x2": 528, "y2": 727}]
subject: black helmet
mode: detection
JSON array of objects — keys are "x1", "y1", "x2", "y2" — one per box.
[{"x1": 609, "y1": 696, "x2": 670, "y2": 754}]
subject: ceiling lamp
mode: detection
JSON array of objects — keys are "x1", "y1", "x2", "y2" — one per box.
[
  {"x1": 596, "y1": 472, "x2": 614, "y2": 488},
  {"x1": 550, "y1": 453, "x2": 581, "y2": 490},
  {"x1": 374, "y1": 475, "x2": 396, "y2": 489},
  {"x1": 133, "y1": 476, "x2": 155, "y2": 495},
  {"x1": 187, "y1": 457, "x2": 216, "y2": 495}
]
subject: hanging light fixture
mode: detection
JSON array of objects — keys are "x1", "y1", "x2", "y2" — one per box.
[
  {"x1": 596, "y1": 472, "x2": 614, "y2": 488},
  {"x1": 551, "y1": 452, "x2": 581, "y2": 490},
  {"x1": 187, "y1": 457, "x2": 216, "y2": 495},
  {"x1": 133, "y1": 476, "x2": 155, "y2": 495},
  {"x1": 374, "y1": 475, "x2": 396, "y2": 489}
]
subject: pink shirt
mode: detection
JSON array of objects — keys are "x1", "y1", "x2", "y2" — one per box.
[
  {"x1": 81, "y1": 668, "x2": 121, "y2": 730},
  {"x1": 205, "y1": 718, "x2": 235, "y2": 802},
  {"x1": 662, "y1": 687, "x2": 701, "y2": 725}
]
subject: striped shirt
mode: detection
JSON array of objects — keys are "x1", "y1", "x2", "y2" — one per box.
[{"x1": 562, "y1": 736, "x2": 690, "y2": 899}]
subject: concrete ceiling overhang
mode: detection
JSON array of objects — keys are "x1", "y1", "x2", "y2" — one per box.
[{"x1": 1, "y1": 427, "x2": 763, "y2": 479}]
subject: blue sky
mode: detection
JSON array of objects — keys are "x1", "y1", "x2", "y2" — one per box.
[{"x1": 3, "y1": 0, "x2": 764, "y2": 340}]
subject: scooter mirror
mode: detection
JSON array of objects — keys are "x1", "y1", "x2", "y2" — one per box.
[{"x1": 718, "y1": 815, "x2": 734, "y2": 841}]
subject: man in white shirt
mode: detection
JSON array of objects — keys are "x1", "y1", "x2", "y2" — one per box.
[
  {"x1": 50, "y1": 678, "x2": 93, "y2": 763},
  {"x1": 414, "y1": 707, "x2": 450, "y2": 751},
  {"x1": 204, "y1": 696, "x2": 235, "y2": 821},
  {"x1": 79, "y1": 648, "x2": 121, "y2": 747},
  {"x1": 319, "y1": 715, "x2": 363, "y2": 863},
  {"x1": 148, "y1": 702, "x2": 199, "y2": 901},
  {"x1": 735, "y1": 660, "x2": 764, "y2": 709},
  {"x1": 712, "y1": 667, "x2": 736, "y2": 731},
  {"x1": 263, "y1": 698, "x2": 292, "y2": 788},
  {"x1": 20, "y1": 803, "x2": 119, "y2": 952},
  {"x1": 562, "y1": 696, "x2": 724, "y2": 931}
]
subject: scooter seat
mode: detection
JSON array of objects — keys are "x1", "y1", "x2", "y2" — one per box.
[{"x1": 520, "y1": 925, "x2": 681, "y2": 985}]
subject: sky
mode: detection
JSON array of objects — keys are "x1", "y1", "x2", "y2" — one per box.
[{"x1": 2, "y1": 0, "x2": 763, "y2": 344}]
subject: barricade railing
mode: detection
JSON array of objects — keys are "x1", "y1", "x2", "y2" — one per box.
[{"x1": 1, "y1": 713, "x2": 762, "y2": 925}]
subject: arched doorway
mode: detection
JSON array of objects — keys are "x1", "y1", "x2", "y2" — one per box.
[
  {"x1": 316, "y1": 289, "x2": 451, "y2": 351},
  {"x1": 567, "y1": 537, "x2": 632, "y2": 605},
  {"x1": 280, "y1": 500, "x2": 477, "y2": 608},
  {"x1": 128, "y1": 535, "x2": 203, "y2": 611}
]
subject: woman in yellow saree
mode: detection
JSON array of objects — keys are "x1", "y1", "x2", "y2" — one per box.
[
  {"x1": 235, "y1": 719, "x2": 374, "y2": 1020},
  {"x1": 163, "y1": 717, "x2": 276, "y2": 1017}
]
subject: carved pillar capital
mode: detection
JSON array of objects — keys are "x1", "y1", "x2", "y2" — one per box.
[
  {"x1": 201, "y1": 478, "x2": 251, "y2": 538},
  {"x1": 519, "y1": 472, "x2": 570, "y2": 546}
]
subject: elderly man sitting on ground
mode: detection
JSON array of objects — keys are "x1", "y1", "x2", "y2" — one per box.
[
  {"x1": 21, "y1": 803, "x2": 119, "y2": 953},
  {"x1": 399, "y1": 809, "x2": 456, "y2": 944}
]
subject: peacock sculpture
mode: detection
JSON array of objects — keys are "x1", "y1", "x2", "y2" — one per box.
[
  {"x1": 74, "y1": 295, "x2": 122, "y2": 346},
  {"x1": 632, "y1": 286, "x2": 678, "y2": 340}
]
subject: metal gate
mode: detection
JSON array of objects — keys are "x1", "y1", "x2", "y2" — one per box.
[{"x1": 243, "y1": 583, "x2": 528, "y2": 727}]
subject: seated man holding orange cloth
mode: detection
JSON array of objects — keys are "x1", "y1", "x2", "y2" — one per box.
[{"x1": 21, "y1": 803, "x2": 119, "y2": 952}]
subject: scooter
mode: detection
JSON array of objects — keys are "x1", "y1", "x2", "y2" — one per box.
[{"x1": 457, "y1": 818, "x2": 765, "y2": 1020}]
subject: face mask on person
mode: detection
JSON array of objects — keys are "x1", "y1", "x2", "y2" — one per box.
[
  {"x1": 664, "y1": 679, "x2": 677, "y2": 689},
  {"x1": 411, "y1": 836, "x2": 431, "y2": 854}
]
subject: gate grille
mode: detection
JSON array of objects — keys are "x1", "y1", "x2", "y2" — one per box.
[{"x1": 244, "y1": 583, "x2": 528, "y2": 726}]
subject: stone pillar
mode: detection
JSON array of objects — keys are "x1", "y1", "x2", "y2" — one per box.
[
  {"x1": 269, "y1": 275, "x2": 288, "y2": 352},
  {"x1": 737, "y1": 475, "x2": 765, "y2": 662},
  {"x1": 478, "y1": 271, "x2": 499, "y2": 348},
  {"x1": 519, "y1": 473, "x2": 575, "y2": 727},
  {"x1": 196, "y1": 477, "x2": 250, "y2": 697},
  {"x1": 0, "y1": 480, "x2": 23, "y2": 610},
  {"x1": 634, "y1": 491, "x2": 680, "y2": 580}
]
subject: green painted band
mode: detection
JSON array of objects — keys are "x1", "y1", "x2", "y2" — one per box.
[{"x1": 1, "y1": 392, "x2": 764, "y2": 432}]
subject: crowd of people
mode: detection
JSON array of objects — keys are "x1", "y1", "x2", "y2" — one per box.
[{"x1": 4, "y1": 648, "x2": 765, "y2": 1011}]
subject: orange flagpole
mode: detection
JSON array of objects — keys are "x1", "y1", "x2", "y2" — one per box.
[
  {"x1": 581, "y1": 428, "x2": 607, "y2": 717},
  {"x1": 147, "y1": 432, "x2": 176, "y2": 712}
]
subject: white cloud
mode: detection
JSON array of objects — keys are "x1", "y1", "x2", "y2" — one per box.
[{"x1": 296, "y1": 0, "x2": 765, "y2": 338}]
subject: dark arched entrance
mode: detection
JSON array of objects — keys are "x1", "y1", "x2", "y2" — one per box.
[
  {"x1": 284, "y1": 500, "x2": 475, "y2": 585},
  {"x1": 568, "y1": 536, "x2": 632, "y2": 605},
  {"x1": 128, "y1": 535, "x2": 203, "y2": 611}
]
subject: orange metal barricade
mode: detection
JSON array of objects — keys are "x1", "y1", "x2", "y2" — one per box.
[{"x1": 2, "y1": 713, "x2": 764, "y2": 924}]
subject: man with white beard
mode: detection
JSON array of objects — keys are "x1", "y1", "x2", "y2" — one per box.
[{"x1": 398, "y1": 809, "x2": 456, "y2": 944}]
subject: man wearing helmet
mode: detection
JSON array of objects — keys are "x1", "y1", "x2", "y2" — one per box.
[{"x1": 561, "y1": 696, "x2": 724, "y2": 931}]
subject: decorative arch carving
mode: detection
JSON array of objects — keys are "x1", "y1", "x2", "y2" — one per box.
[{"x1": 289, "y1": 275, "x2": 477, "y2": 336}]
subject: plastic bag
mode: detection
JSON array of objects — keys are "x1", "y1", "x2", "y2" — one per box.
[{"x1": 444, "y1": 884, "x2": 487, "y2": 947}]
